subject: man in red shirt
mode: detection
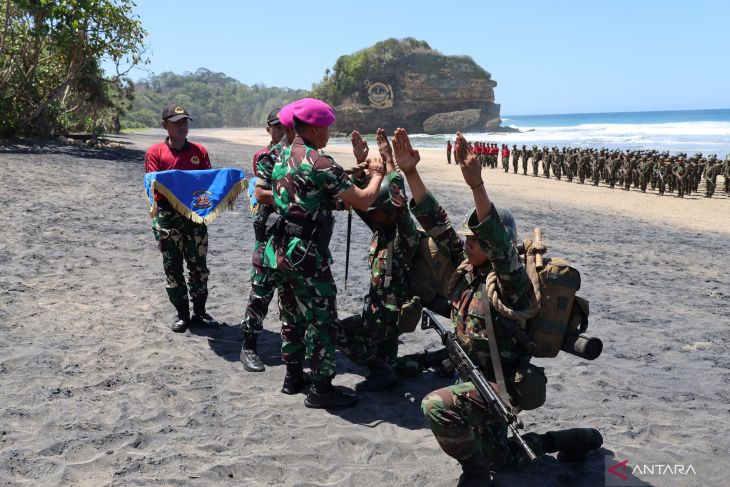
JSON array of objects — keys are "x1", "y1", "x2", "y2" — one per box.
[{"x1": 145, "y1": 103, "x2": 219, "y2": 333}]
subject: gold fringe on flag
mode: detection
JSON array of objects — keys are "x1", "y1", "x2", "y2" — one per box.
[{"x1": 147, "y1": 178, "x2": 247, "y2": 224}]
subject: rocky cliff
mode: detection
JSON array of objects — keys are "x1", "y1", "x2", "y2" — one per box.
[{"x1": 312, "y1": 38, "x2": 509, "y2": 134}]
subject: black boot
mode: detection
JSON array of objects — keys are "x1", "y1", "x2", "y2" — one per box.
[
  {"x1": 355, "y1": 356, "x2": 398, "y2": 392},
  {"x1": 171, "y1": 301, "x2": 190, "y2": 333},
  {"x1": 457, "y1": 453, "x2": 491, "y2": 487},
  {"x1": 240, "y1": 332, "x2": 265, "y2": 372},
  {"x1": 281, "y1": 364, "x2": 310, "y2": 395},
  {"x1": 542, "y1": 428, "x2": 603, "y2": 463},
  {"x1": 191, "y1": 297, "x2": 220, "y2": 327},
  {"x1": 304, "y1": 378, "x2": 358, "y2": 409}
]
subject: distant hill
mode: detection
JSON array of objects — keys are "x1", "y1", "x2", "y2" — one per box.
[{"x1": 122, "y1": 68, "x2": 308, "y2": 129}]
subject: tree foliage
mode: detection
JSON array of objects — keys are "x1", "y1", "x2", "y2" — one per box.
[
  {"x1": 122, "y1": 68, "x2": 309, "y2": 129},
  {"x1": 0, "y1": 0, "x2": 147, "y2": 137},
  {"x1": 311, "y1": 37, "x2": 489, "y2": 105}
]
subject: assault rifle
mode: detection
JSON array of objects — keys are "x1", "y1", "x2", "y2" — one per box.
[{"x1": 421, "y1": 308, "x2": 538, "y2": 461}]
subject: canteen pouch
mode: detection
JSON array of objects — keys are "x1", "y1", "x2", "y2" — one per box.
[
  {"x1": 398, "y1": 296, "x2": 423, "y2": 333},
  {"x1": 508, "y1": 363, "x2": 547, "y2": 411}
]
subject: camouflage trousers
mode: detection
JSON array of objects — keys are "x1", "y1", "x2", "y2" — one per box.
[
  {"x1": 152, "y1": 205, "x2": 209, "y2": 309},
  {"x1": 275, "y1": 266, "x2": 338, "y2": 381},
  {"x1": 241, "y1": 239, "x2": 277, "y2": 336},
  {"x1": 336, "y1": 291, "x2": 402, "y2": 366},
  {"x1": 422, "y1": 382, "x2": 544, "y2": 469}
]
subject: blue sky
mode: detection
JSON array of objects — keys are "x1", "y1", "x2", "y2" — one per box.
[{"x1": 110, "y1": 0, "x2": 729, "y2": 115}]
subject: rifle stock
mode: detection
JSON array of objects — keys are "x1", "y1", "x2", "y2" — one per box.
[{"x1": 421, "y1": 308, "x2": 538, "y2": 461}]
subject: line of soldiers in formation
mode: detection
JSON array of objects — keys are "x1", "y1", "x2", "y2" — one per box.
[{"x1": 452, "y1": 142, "x2": 730, "y2": 198}]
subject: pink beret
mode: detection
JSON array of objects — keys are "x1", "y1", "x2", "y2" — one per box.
[
  {"x1": 278, "y1": 102, "x2": 295, "y2": 129},
  {"x1": 291, "y1": 98, "x2": 336, "y2": 127}
]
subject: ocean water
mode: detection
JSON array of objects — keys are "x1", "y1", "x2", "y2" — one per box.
[{"x1": 332, "y1": 108, "x2": 730, "y2": 157}]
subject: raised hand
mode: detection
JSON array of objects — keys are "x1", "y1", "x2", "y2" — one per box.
[
  {"x1": 455, "y1": 132, "x2": 483, "y2": 188},
  {"x1": 376, "y1": 128, "x2": 395, "y2": 165},
  {"x1": 392, "y1": 127, "x2": 420, "y2": 174},
  {"x1": 351, "y1": 130, "x2": 369, "y2": 163},
  {"x1": 366, "y1": 157, "x2": 386, "y2": 177}
]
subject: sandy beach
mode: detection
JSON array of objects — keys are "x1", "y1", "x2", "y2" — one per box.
[{"x1": 0, "y1": 129, "x2": 728, "y2": 486}]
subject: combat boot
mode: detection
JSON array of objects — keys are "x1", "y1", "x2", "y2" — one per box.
[
  {"x1": 240, "y1": 332, "x2": 265, "y2": 372},
  {"x1": 171, "y1": 301, "x2": 190, "y2": 333},
  {"x1": 281, "y1": 363, "x2": 310, "y2": 395},
  {"x1": 542, "y1": 428, "x2": 603, "y2": 463},
  {"x1": 355, "y1": 356, "x2": 398, "y2": 392},
  {"x1": 191, "y1": 297, "x2": 220, "y2": 328},
  {"x1": 457, "y1": 453, "x2": 491, "y2": 486},
  {"x1": 304, "y1": 379, "x2": 358, "y2": 409}
]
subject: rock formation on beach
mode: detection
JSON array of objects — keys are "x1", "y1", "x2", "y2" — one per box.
[{"x1": 312, "y1": 38, "x2": 513, "y2": 135}]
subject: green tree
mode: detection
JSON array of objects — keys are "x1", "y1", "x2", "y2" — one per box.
[{"x1": 0, "y1": 0, "x2": 148, "y2": 136}]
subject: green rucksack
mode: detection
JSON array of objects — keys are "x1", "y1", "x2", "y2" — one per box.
[{"x1": 525, "y1": 256, "x2": 590, "y2": 358}]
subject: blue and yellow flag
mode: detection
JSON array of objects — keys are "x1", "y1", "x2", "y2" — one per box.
[{"x1": 144, "y1": 168, "x2": 247, "y2": 224}]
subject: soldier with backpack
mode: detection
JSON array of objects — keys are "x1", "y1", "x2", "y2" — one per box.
[{"x1": 416, "y1": 132, "x2": 602, "y2": 486}]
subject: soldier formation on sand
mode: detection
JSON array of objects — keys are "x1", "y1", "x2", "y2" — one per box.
[
  {"x1": 448, "y1": 142, "x2": 730, "y2": 198},
  {"x1": 147, "y1": 98, "x2": 608, "y2": 486}
]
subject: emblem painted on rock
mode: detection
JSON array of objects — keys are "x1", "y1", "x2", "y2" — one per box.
[
  {"x1": 365, "y1": 80, "x2": 393, "y2": 109},
  {"x1": 192, "y1": 190, "x2": 213, "y2": 209},
  {"x1": 190, "y1": 155, "x2": 200, "y2": 165}
]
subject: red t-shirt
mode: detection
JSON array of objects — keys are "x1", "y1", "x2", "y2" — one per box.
[
  {"x1": 251, "y1": 145, "x2": 271, "y2": 177},
  {"x1": 145, "y1": 139, "x2": 211, "y2": 201},
  {"x1": 502, "y1": 148, "x2": 510, "y2": 157}
]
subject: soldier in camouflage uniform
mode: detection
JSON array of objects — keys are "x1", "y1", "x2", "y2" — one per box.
[
  {"x1": 336, "y1": 129, "x2": 420, "y2": 391},
  {"x1": 516, "y1": 145, "x2": 525, "y2": 174},
  {"x1": 655, "y1": 158, "x2": 668, "y2": 196},
  {"x1": 421, "y1": 134, "x2": 601, "y2": 486},
  {"x1": 145, "y1": 104, "x2": 219, "y2": 333},
  {"x1": 240, "y1": 108, "x2": 295, "y2": 372},
  {"x1": 338, "y1": 128, "x2": 463, "y2": 390},
  {"x1": 263, "y1": 98, "x2": 385, "y2": 409},
  {"x1": 704, "y1": 160, "x2": 718, "y2": 197},
  {"x1": 532, "y1": 147, "x2": 541, "y2": 177},
  {"x1": 552, "y1": 148, "x2": 562, "y2": 181},
  {"x1": 608, "y1": 153, "x2": 620, "y2": 189},
  {"x1": 542, "y1": 148, "x2": 552, "y2": 179},
  {"x1": 673, "y1": 158, "x2": 687, "y2": 198},
  {"x1": 639, "y1": 156, "x2": 652, "y2": 192}
]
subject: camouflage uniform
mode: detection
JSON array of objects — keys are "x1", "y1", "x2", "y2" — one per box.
[
  {"x1": 241, "y1": 142, "x2": 284, "y2": 339},
  {"x1": 419, "y1": 196, "x2": 546, "y2": 470},
  {"x1": 704, "y1": 161, "x2": 717, "y2": 197},
  {"x1": 532, "y1": 148, "x2": 541, "y2": 177},
  {"x1": 674, "y1": 160, "x2": 686, "y2": 198},
  {"x1": 263, "y1": 136, "x2": 352, "y2": 381},
  {"x1": 337, "y1": 172, "x2": 422, "y2": 365},
  {"x1": 338, "y1": 190, "x2": 464, "y2": 373},
  {"x1": 152, "y1": 204, "x2": 210, "y2": 310}
]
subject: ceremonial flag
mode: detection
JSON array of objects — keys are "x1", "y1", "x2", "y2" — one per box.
[{"x1": 144, "y1": 168, "x2": 247, "y2": 224}]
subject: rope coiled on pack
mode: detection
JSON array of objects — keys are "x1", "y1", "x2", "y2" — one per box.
[{"x1": 484, "y1": 237, "x2": 547, "y2": 326}]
